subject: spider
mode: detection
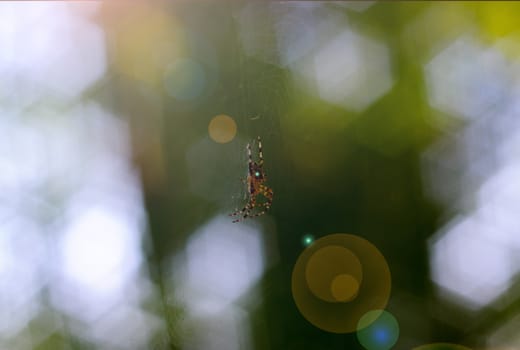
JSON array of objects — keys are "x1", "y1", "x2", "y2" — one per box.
[{"x1": 229, "y1": 136, "x2": 273, "y2": 223}]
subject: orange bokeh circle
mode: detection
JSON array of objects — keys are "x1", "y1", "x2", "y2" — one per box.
[{"x1": 292, "y1": 233, "x2": 391, "y2": 333}]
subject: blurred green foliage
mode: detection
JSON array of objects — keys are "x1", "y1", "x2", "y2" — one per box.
[{"x1": 100, "y1": 1, "x2": 520, "y2": 349}]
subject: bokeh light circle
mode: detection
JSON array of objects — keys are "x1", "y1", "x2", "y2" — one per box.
[
  {"x1": 305, "y1": 245, "x2": 362, "y2": 303},
  {"x1": 302, "y1": 234, "x2": 314, "y2": 246},
  {"x1": 413, "y1": 344, "x2": 472, "y2": 350},
  {"x1": 292, "y1": 233, "x2": 391, "y2": 333},
  {"x1": 356, "y1": 310, "x2": 399, "y2": 350},
  {"x1": 163, "y1": 58, "x2": 206, "y2": 100},
  {"x1": 208, "y1": 114, "x2": 237, "y2": 143},
  {"x1": 331, "y1": 274, "x2": 360, "y2": 302}
]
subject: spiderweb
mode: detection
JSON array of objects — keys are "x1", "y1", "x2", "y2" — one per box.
[{"x1": 223, "y1": 2, "x2": 294, "y2": 218}]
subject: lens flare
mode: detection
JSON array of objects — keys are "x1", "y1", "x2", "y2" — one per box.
[
  {"x1": 330, "y1": 273, "x2": 360, "y2": 302},
  {"x1": 292, "y1": 233, "x2": 391, "y2": 333},
  {"x1": 356, "y1": 310, "x2": 399, "y2": 350},
  {"x1": 302, "y1": 234, "x2": 314, "y2": 246},
  {"x1": 304, "y1": 245, "x2": 362, "y2": 303}
]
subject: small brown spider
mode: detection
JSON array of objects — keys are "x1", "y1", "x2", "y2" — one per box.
[{"x1": 229, "y1": 136, "x2": 273, "y2": 223}]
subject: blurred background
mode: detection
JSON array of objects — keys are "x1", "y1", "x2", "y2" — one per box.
[{"x1": 2, "y1": 1, "x2": 520, "y2": 349}]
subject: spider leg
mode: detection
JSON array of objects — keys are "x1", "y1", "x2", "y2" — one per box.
[
  {"x1": 248, "y1": 209, "x2": 266, "y2": 219},
  {"x1": 257, "y1": 136, "x2": 263, "y2": 166},
  {"x1": 248, "y1": 207, "x2": 267, "y2": 219},
  {"x1": 229, "y1": 202, "x2": 250, "y2": 217},
  {"x1": 232, "y1": 210, "x2": 250, "y2": 223},
  {"x1": 230, "y1": 195, "x2": 257, "y2": 223},
  {"x1": 230, "y1": 205, "x2": 250, "y2": 222},
  {"x1": 260, "y1": 185, "x2": 273, "y2": 211},
  {"x1": 247, "y1": 185, "x2": 273, "y2": 219}
]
